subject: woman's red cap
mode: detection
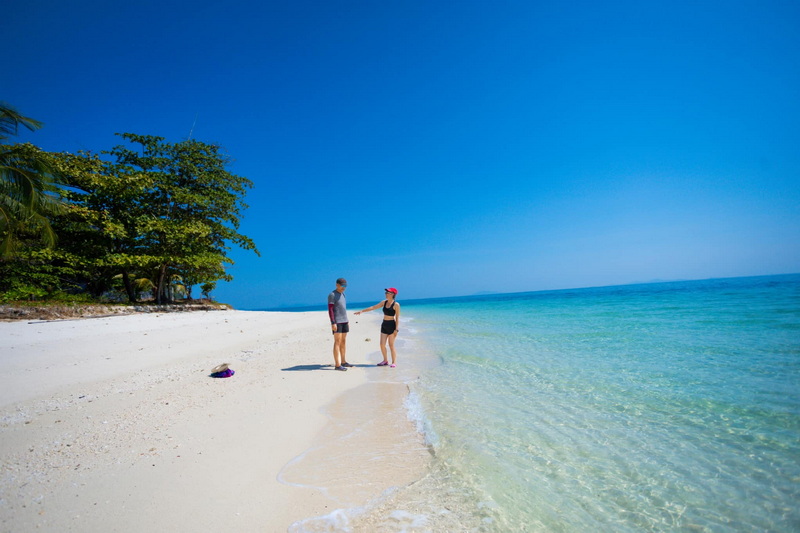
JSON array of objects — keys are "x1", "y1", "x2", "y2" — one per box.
[{"x1": 385, "y1": 287, "x2": 398, "y2": 295}]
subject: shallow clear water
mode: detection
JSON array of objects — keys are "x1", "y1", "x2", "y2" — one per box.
[{"x1": 380, "y1": 275, "x2": 800, "y2": 532}]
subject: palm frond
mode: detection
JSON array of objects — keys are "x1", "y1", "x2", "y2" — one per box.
[
  {"x1": 134, "y1": 278, "x2": 156, "y2": 291},
  {"x1": 0, "y1": 143, "x2": 64, "y2": 257},
  {"x1": 0, "y1": 102, "x2": 43, "y2": 142}
]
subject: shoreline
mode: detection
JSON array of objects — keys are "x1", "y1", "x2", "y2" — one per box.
[
  {"x1": 282, "y1": 331, "x2": 435, "y2": 530},
  {"x1": 0, "y1": 310, "x2": 430, "y2": 531}
]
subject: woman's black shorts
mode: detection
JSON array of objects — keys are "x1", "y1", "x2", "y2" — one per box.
[{"x1": 381, "y1": 320, "x2": 397, "y2": 335}]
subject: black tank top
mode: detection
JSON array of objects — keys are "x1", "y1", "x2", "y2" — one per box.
[{"x1": 383, "y1": 300, "x2": 397, "y2": 317}]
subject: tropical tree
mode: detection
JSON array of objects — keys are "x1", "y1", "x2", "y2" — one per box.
[
  {"x1": 1, "y1": 129, "x2": 259, "y2": 304},
  {"x1": 39, "y1": 134, "x2": 259, "y2": 304},
  {"x1": 0, "y1": 103, "x2": 64, "y2": 257},
  {"x1": 106, "y1": 134, "x2": 260, "y2": 303}
]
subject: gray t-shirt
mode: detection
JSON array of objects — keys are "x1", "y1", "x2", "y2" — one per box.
[{"x1": 327, "y1": 290, "x2": 348, "y2": 324}]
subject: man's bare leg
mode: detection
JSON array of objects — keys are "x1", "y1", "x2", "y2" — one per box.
[
  {"x1": 340, "y1": 333, "x2": 348, "y2": 365},
  {"x1": 333, "y1": 333, "x2": 345, "y2": 369}
]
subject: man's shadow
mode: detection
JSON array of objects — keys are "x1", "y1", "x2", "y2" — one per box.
[
  {"x1": 281, "y1": 364, "x2": 327, "y2": 371},
  {"x1": 281, "y1": 364, "x2": 371, "y2": 371}
]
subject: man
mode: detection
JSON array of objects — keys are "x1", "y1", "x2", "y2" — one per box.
[{"x1": 327, "y1": 278, "x2": 352, "y2": 371}]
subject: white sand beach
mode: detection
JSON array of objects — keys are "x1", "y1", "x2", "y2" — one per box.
[{"x1": 0, "y1": 310, "x2": 429, "y2": 532}]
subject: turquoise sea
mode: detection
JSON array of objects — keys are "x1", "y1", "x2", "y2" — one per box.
[{"x1": 295, "y1": 274, "x2": 800, "y2": 532}]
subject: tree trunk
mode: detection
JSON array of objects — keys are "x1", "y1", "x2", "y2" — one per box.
[
  {"x1": 155, "y1": 264, "x2": 167, "y2": 305},
  {"x1": 122, "y1": 271, "x2": 137, "y2": 303}
]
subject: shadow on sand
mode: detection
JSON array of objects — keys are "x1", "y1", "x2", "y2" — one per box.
[
  {"x1": 281, "y1": 364, "x2": 329, "y2": 371},
  {"x1": 281, "y1": 364, "x2": 374, "y2": 371}
]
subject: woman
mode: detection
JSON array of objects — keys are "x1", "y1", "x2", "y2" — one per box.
[{"x1": 355, "y1": 287, "x2": 401, "y2": 367}]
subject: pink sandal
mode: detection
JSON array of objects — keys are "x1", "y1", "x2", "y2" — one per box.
[
  {"x1": 390, "y1": 364, "x2": 396, "y2": 368},
  {"x1": 377, "y1": 361, "x2": 389, "y2": 366}
]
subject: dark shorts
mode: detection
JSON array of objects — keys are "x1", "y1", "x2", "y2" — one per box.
[
  {"x1": 333, "y1": 322, "x2": 349, "y2": 334},
  {"x1": 381, "y1": 320, "x2": 396, "y2": 335}
]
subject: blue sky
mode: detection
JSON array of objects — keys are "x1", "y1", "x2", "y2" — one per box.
[{"x1": 4, "y1": 0, "x2": 799, "y2": 308}]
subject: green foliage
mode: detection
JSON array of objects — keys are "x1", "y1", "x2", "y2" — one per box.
[
  {"x1": 0, "y1": 244, "x2": 84, "y2": 303},
  {"x1": 1, "y1": 103, "x2": 260, "y2": 305},
  {"x1": 1, "y1": 131, "x2": 260, "y2": 305}
]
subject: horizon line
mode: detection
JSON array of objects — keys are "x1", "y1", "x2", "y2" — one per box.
[{"x1": 249, "y1": 272, "x2": 800, "y2": 312}]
